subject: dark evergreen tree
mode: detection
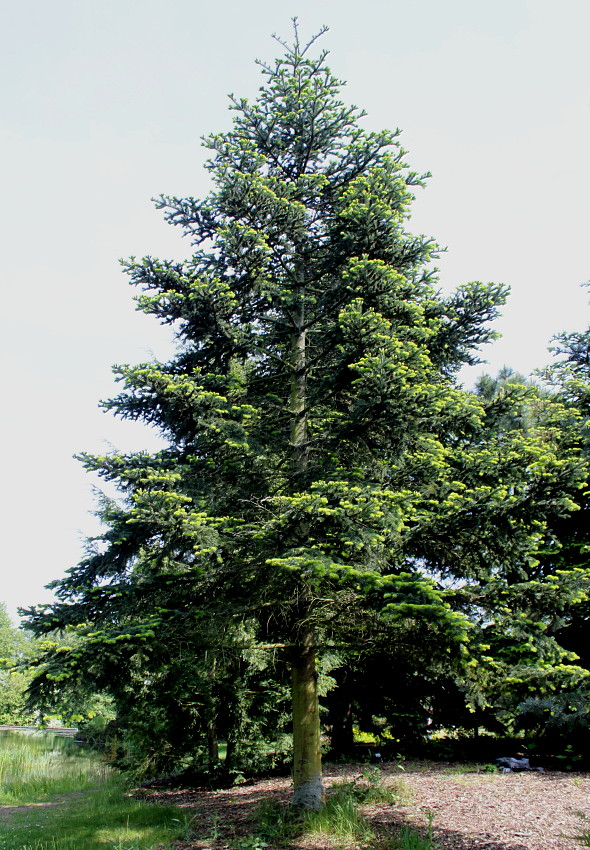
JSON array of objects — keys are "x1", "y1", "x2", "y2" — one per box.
[
  {"x1": 24, "y1": 25, "x2": 586, "y2": 806},
  {"x1": 451, "y1": 367, "x2": 590, "y2": 744},
  {"x1": 519, "y1": 292, "x2": 590, "y2": 741},
  {"x1": 326, "y1": 368, "x2": 590, "y2": 755}
]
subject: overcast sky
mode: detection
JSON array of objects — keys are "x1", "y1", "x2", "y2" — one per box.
[{"x1": 1, "y1": 0, "x2": 589, "y2": 622}]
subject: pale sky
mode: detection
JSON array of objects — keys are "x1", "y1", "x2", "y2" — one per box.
[{"x1": 1, "y1": 0, "x2": 589, "y2": 622}]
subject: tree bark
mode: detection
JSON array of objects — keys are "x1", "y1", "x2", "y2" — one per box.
[
  {"x1": 206, "y1": 718, "x2": 219, "y2": 764},
  {"x1": 327, "y1": 665, "x2": 355, "y2": 756},
  {"x1": 290, "y1": 285, "x2": 308, "y2": 487},
  {"x1": 224, "y1": 658, "x2": 244, "y2": 774},
  {"x1": 206, "y1": 654, "x2": 219, "y2": 766},
  {"x1": 291, "y1": 625, "x2": 324, "y2": 810},
  {"x1": 289, "y1": 272, "x2": 324, "y2": 809}
]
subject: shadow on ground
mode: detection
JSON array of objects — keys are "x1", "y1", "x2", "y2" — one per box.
[{"x1": 139, "y1": 775, "x2": 544, "y2": 850}]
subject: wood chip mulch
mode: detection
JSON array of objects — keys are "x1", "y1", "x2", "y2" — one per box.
[{"x1": 137, "y1": 763, "x2": 590, "y2": 850}]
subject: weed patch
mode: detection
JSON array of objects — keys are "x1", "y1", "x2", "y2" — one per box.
[{"x1": 337, "y1": 767, "x2": 412, "y2": 805}]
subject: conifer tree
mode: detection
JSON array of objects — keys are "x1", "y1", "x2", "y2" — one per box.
[
  {"x1": 24, "y1": 25, "x2": 586, "y2": 807},
  {"x1": 532, "y1": 290, "x2": 590, "y2": 708}
]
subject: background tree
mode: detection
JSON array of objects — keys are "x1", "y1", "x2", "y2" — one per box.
[
  {"x1": 323, "y1": 367, "x2": 590, "y2": 755},
  {"x1": 540, "y1": 285, "x2": 590, "y2": 610},
  {"x1": 0, "y1": 603, "x2": 36, "y2": 725},
  {"x1": 440, "y1": 366, "x2": 590, "y2": 749},
  {"x1": 517, "y1": 289, "x2": 590, "y2": 744},
  {"x1": 23, "y1": 25, "x2": 587, "y2": 806}
]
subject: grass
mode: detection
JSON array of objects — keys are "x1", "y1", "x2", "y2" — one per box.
[
  {"x1": 305, "y1": 786, "x2": 374, "y2": 844},
  {"x1": 0, "y1": 732, "x2": 108, "y2": 805},
  {"x1": 240, "y1": 769, "x2": 436, "y2": 850},
  {"x1": 0, "y1": 731, "x2": 192, "y2": 850},
  {"x1": 392, "y1": 819, "x2": 438, "y2": 850},
  {"x1": 247, "y1": 795, "x2": 372, "y2": 848},
  {"x1": 438, "y1": 763, "x2": 499, "y2": 788},
  {"x1": 0, "y1": 734, "x2": 440, "y2": 849}
]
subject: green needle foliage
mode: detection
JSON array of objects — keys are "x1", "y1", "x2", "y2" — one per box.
[{"x1": 23, "y1": 23, "x2": 588, "y2": 803}]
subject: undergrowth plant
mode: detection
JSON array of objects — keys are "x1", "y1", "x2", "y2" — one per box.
[{"x1": 249, "y1": 794, "x2": 372, "y2": 847}]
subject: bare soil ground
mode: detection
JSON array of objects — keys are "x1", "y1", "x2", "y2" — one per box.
[{"x1": 138, "y1": 762, "x2": 590, "y2": 850}]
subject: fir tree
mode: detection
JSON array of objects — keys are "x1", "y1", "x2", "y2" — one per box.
[{"x1": 24, "y1": 24, "x2": 586, "y2": 807}]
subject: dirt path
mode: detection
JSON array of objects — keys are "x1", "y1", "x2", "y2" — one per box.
[
  {"x1": 0, "y1": 792, "x2": 85, "y2": 823},
  {"x1": 138, "y1": 763, "x2": 590, "y2": 850}
]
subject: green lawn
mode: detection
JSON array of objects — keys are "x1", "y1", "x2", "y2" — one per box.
[{"x1": 0, "y1": 731, "x2": 191, "y2": 850}]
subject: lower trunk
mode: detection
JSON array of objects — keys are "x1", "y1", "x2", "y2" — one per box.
[
  {"x1": 291, "y1": 628, "x2": 324, "y2": 810},
  {"x1": 225, "y1": 662, "x2": 244, "y2": 773},
  {"x1": 330, "y1": 701, "x2": 354, "y2": 756},
  {"x1": 225, "y1": 735, "x2": 237, "y2": 772},
  {"x1": 206, "y1": 655, "x2": 219, "y2": 766},
  {"x1": 327, "y1": 665, "x2": 355, "y2": 756},
  {"x1": 206, "y1": 718, "x2": 219, "y2": 764}
]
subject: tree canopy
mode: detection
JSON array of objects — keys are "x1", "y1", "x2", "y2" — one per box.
[{"x1": 24, "y1": 24, "x2": 590, "y2": 804}]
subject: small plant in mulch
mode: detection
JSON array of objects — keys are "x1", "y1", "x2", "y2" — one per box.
[
  {"x1": 334, "y1": 766, "x2": 412, "y2": 805},
  {"x1": 576, "y1": 812, "x2": 590, "y2": 847},
  {"x1": 379, "y1": 812, "x2": 439, "y2": 850},
  {"x1": 231, "y1": 837, "x2": 270, "y2": 850}
]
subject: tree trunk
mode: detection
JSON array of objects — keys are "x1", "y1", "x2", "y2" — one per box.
[
  {"x1": 289, "y1": 273, "x2": 324, "y2": 809},
  {"x1": 224, "y1": 658, "x2": 244, "y2": 773},
  {"x1": 206, "y1": 654, "x2": 219, "y2": 766},
  {"x1": 291, "y1": 625, "x2": 324, "y2": 809},
  {"x1": 290, "y1": 285, "x2": 308, "y2": 488},
  {"x1": 206, "y1": 717, "x2": 219, "y2": 764},
  {"x1": 327, "y1": 665, "x2": 355, "y2": 756}
]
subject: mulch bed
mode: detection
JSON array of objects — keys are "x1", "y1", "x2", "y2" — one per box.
[{"x1": 137, "y1": 762, "x2": 590, "y2": 849}]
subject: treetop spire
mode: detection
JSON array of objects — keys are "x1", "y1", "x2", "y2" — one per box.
[{"x1": 269, "y1": 17, "x2": 329, "y2": 61}]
